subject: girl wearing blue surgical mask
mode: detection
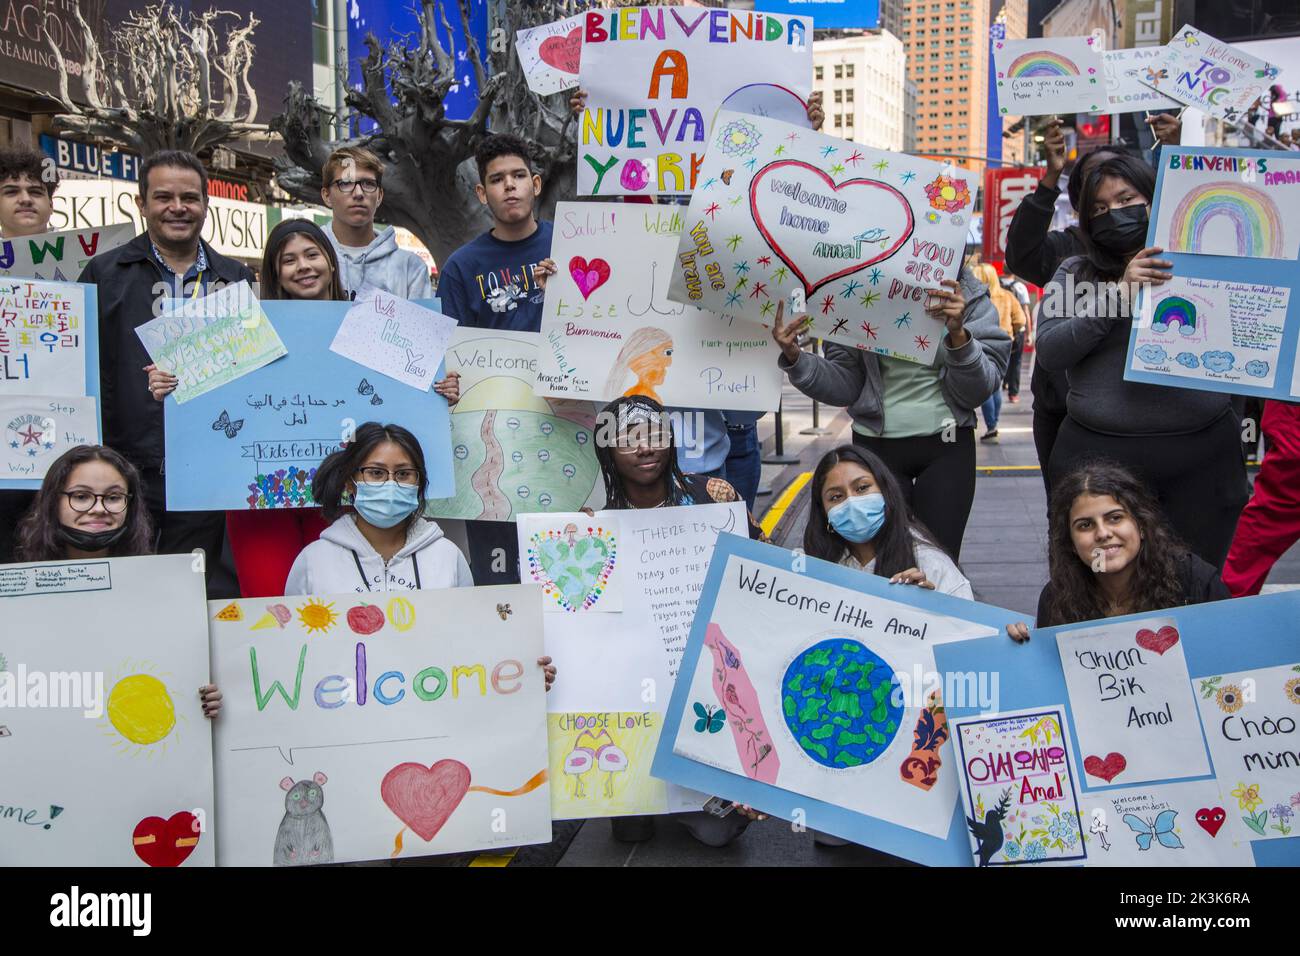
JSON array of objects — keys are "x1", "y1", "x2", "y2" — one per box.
[{"x1": 805, "y1": 444, "x2": 972, "y2": 599}]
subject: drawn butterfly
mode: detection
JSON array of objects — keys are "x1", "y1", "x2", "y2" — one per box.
[
  {"x1": 1144, "y1": 66, "x2": 1168, "y2": 85},
  {"x1": 692, "y1": 702, "x2": 726, "y2": 734},
  {"x1": 1123, "y1": 810, "x2": 1184, "y2": 850},
  {"x1": 357, "y1": 378, "x2": 375, "y2": 396},
  {"x1": 496, "y1": 603, "x2": 512, "y2": 620},
  {"x1": 212, "y1": 410, "x2": 244, "y2": 439},
  {"x1": 721, "y1": 169, "x2": 735, "y2": 185}
]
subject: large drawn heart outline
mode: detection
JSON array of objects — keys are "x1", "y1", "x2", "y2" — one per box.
[
  {"x1": 527, "y1": 527, "x2": 617, "y2": 612},
  {"x1": 750, "y1": 160, "x2": 914, "y2": 296},
  {"x1": 132, "y1": 811, "x2": 200, "y2": 867},
  {"x1": 381, "y1": 759, "x2": 471, "y2": 842},
  {"x1": 539, "y1": 27, "x2": 582, "y2": 74}
]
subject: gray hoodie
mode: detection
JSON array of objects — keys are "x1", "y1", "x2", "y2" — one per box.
[
  {"x1": 326, "y1": 224, "x2": 434, "y2": 300},
  {"x1": 779, "y1": 268, "x2": 1010, "y2": 434},
  {"x1": 284, "y1": 514, "x2": 473, "y2": 595}
]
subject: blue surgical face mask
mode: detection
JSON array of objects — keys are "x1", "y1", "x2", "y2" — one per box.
[
  {"x1": 827, "y1": 493, "x2": 887, "y2": 544},
  {"x1": 352, "y1": 480, "x2": 420, "y2": 529}
]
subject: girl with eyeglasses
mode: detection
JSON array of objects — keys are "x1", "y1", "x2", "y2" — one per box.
[{"x1": 14, "y1": 444, "x2": 223, "y2": 717}]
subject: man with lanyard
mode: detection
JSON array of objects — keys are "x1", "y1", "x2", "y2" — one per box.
[{"x1": 79, "y1": 150, "x2": 254, "y2": 598}]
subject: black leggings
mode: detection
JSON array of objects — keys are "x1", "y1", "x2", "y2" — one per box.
[
  {"x1": 852, "y1": 428, "x2": 976, "y2": 561},
  {"x1": 1048, "y1": 412, "x2": 1249, "y2": 570}
]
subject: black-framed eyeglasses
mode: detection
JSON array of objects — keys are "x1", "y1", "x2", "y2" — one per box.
[
  {"x1": 354, "y1": 467, "x2": 420, "y2": 486},
  {"x1": 331, "y1": 179, "x2": 379, "y2": 195},
  {"x1": 613, "y1": 429, "x2": 673, "y2": 454},
  {"x1": 62, "y1": 491, "x2": 131, "y2": 514}
]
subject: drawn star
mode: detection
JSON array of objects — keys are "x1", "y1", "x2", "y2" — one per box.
[
  {"x1": 725, "y1": 291, "x2": 742, "y2": 308},
  {"x1": 895, "y1": 312, "x2": 912, "y2": 328},
  {"x1": 873, "y1": 158, "x2": 889, "y2": 174},
  {"x1": 735, "y1": 260, "x2": 750, "y2": 275},
  {"x1": 820, "y1": 294, "x2": 836, "y2": 314},
  {"x1": 846, "y1": 150, "x2": 865, "y2": 167},
  {"x1": 750, "y1": 282, "x2": 770, "y2": 300},
  {"x1": 868, "y1": 268, "x2": 883, "y2": 285},
  {"x1": 18, "y1": 425, "x2": 42, "y2": 446},
  {"x1": 702, "y1": 178, "x2": 718, "y2": 191},
  {"x1": 829, "y1": 162, "x2": 846, "y2": 176},
  {"x1": 756, "y1": 255, "x2": 772, "y2": 268},
  {"x1": 7, "y1": 440, "x2": 17, "y2": 449},
  {"x1": 728, "y1": 195, "x2": 743, "y2": 206},
  {"x1": 820, "y1": 145, "x2": 839, "y2": 158},
  {"x1": 704, "y1": 202, "x2": 721, "y2": 219},
  {"x1": 829, "y1": 318, "x2": 849, "y2": 336},
  {"x1": 859, "y1": 290, "x2": 880, "y2": 308},
  {"x1": 899, "y1": 171, "x2": 917, "y2": 185},
  {"x1": 744, "y1": 158, "x2": 759, "y2": 171},
  {"x1": 27, "y1": 448, "x2": 37, "y2": 457},
  {"x1": 759, "y1": 300, "x2": 776, "y2": 318},
  {"x1": 861, "y1": 322, "x2": 878, "y2": 340},
  {"x1": 840, "y1": 279, "x2": 863, "y2": 299},
  {"x1": 785, "y1": 131, "x2": 800, "y2": 143},
  {"x1": 734, "y1": 276, "x2": 750, "y2": 292},
  {"x1": 726, "y1": 234, "x2": 743, "y2": 252},
  {"x1": 42, "y1": 441, "x2": 54, "y2": 450},
  {"x1": 915, "y1": 334, "x2": 932, "y2": 351}
]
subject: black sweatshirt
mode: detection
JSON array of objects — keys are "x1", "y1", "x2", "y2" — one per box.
[{"x1": 1036, "y1": 551, "x2": 1232, "y2": 625}]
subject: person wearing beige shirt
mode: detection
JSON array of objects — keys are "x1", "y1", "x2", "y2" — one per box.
[{"x1": 974, "y1": 263, "x2": 1026, "y2": 443}]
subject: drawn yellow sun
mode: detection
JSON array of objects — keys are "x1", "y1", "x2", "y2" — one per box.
[
  {"x1": 297, "y1": 598, "x2": 339, "y2": 634},
  {"x1": 107, "y1": 674, "x2": 175, "y2": 745}
]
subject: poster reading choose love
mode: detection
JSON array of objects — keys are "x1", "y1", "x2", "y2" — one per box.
[
  {"x1": 667, "y1": 111, "x2": 974, "y2": 364},
  {"x1": 577, "y1": 6, "x2": 812, "y2": 196}
]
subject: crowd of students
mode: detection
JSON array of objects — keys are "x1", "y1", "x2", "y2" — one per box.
[{"x1": 1, "y1": 101, "x2": 1294, "y2": 860}]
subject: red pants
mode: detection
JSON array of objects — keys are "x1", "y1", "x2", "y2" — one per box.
[
  {"x1": 226, "y1": 509, "x2": 329, "y2": 598},
  {"x1": 1223, "y1": 401, "x2": 1300, "y2": 596}
]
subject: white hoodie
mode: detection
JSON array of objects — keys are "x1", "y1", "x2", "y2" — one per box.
[
  {"x1": 327, "y1": 224, "x2": 434, "y2": 300},
  {"x1": 285, "y1": 514, "x2": 473, "y2": 595}
]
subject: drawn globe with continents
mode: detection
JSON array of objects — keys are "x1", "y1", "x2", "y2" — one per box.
[
  {"x1": 424, "y1": 365, "x2": 601, "y2": 520},
  {"x1": 781, "y1": 634, "x2": 904, "y2": 769}
]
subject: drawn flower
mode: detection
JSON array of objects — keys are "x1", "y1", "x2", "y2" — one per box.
[
  {"x1": 1232, "y1": 782, "x2": 1263, "y2": 813},
  {"x1": 925, "y1": 211, "x2": 942, "y2": 225},
  {"x1": 717, "y1": 118, "x2": 762, "y2": 157},
  {"x1": 1003, "y1": 840, "x2": 1021, "y2": 860},
  {"x1": 1285, "y1": 676, "x2": 1300, "y2": 705},
  {"x1": 1290, "y1": 792, "x2": 1300, "y2": 809},
  {"x1": 1048, "y1": 816, "x2": 1078, "y2": 847},
  {"x1": 1271, "y1": 803, "x2": 1293, "y2": 822},
  {"x1": 924, "y1": 174, "x2": 971, "y2": 213},
  {"x1": 1023, "y1": 840, "x2": 1047, "y2": 861},
  {"x1": 1216, "y1": 684, "x2": 1244, "y2": 713}
]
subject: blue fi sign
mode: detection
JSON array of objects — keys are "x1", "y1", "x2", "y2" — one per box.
[{"x1": 754, "y1": 0, "x2": 882, "y2": 30}]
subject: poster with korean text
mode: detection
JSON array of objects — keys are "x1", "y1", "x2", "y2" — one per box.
[
  {"x1": 1144, "y1": 25, "x2": 1280, "y2": 122},
  {"x1": 537, "y1": 202, "x2": 782, "y2": 410},
  {"x1": 210, "y1": 585, "x2": 551, "y2": 865},
  {"x1": 992, "y1": 36, "x2": 1105, "y2": 117},
  {"x1": 0, "y1": 223, "x2": 134, "y2": 281},
  {"x1": 667, "y1": 111, "x2": 973, "y2": 364},
  {"x1": 577, "y1": 6, "x2": 812, "y2": 196}
]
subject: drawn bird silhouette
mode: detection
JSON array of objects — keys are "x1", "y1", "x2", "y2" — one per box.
[{"x1": 968, "y1": 787, "x2": 1012, "y2": 867}]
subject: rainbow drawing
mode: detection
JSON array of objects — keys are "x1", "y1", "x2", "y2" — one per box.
[
  {"x1": 1150, "y1": 296, "x2": 1198, "y2": 335},
  {"x1": 1007, "y1": 52, "x2": 1080, "y2": 77},
  {"x1": 1167, "y1": 181, "x2": 1284, "y2": 258}
]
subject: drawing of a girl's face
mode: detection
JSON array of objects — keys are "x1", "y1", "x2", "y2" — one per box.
[
  {"x1": 277, "y1": 233, "x2": 336, "y2": 301},
  {"x1": 629, "y1": 341, "x2": 674, "y2": 387}
]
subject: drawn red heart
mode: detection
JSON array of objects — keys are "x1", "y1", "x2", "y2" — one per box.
[
  {"x1": 1135, "y1": 625, "x2": 1180, "y2": 655},
  {"x1": 750, "y1": 160, "x2": 914, "y2": 296},
  {"x1": 1083, "y1": 752, "x2": 1127, "y2": 782},
  {"x1": 539, "y1": 27, "x2": 582, "y2": 74},
  {"x1": 381, "y1": 759, "x2": 471, "y2": 842},
  {"x1": 1195, "y1": 806, "x2": 1226, "y2": 837},
  {"x1": 568, "y1": 256, "x2": 611, "y2": 300},
  {"x1": 132, "y1": 811, "x2": 200, "y2": 867}
]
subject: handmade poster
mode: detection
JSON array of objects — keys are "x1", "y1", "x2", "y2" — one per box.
[
  {"x1": 1057, "y1": 616, "x2": 1211, "y2": 786},
  {"x1": 1144, "y1": 25, "x2": 1280, "y2": 123},
  {"x1": 423, "y1": 326, "x2": 603, "y2": 521},
  {"x1": 516, "y1": 13, "x2": 585, "y2": 96},
  {"x1": 0, "y1": 223, "x2": 133, "y2": 281},
  {"x1": 517, "y1": 511, "x2": 624, "y2": 613},
  {"x1": 139, "y1": 282, "x2": 287, "y2": 404},
  {"x1": 952, "y1": 707, "x2": 1087, "y2": 866},
  {"x1": 540, "y1": 503, "x2": 742, "y2": 819},
  {"x1": 0, "y1": 556, "x2": 215, "y2": 867},
  {"x1": 537, "y1": 203, "x2": 782, "y2": 410},
  {"x1": 991, "y1": 36, "x2": 1105, "y2": 117},
  {"x1": 935, "y1": 590, "x2": 1300, "y2": 866},
  {"x1": 1080, "y1": 780, "x2": 1255, "y2": 866},
  {"x1": 329, "y1": 290, "x2": 456, "y2": 392},
  {"x1": 654, "y1": 535, "x2": 1018, "y2": 851},
  {"x1": 1, "y1": 395, "x2": 98, "y2": 483},
  {"x1": 164, "y1": 302, "x2": 453, "y2": 511},
  {"x1": 210, "y1": 585, "x2": 551, "y2": 865},
  {"x1": 1102, "y1": 47, "x2": 1182, "y2": 112},
  {"x1": 576, "y1": 7, "x2": 812, "y2": 196},
  {"x1": 1130, "y1": 277, "x2": 1290, "y2": 391},
  {"x1": 1126, "y1": 146, "x2": 1300, "y2": 402},
  {"x1": 1150, "y1": 150, "x2": 1300, "y2": 261},
  {"x1": 666, "y1": 111, "x2": 972, "y2": 364},
  {"x1": 1195, "y1": 663, "x2": 1300, "y2": 842}
]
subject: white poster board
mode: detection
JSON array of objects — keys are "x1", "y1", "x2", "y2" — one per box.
[
  {"x1": 0, "y1": 556, "x2": 215, "y2": 867},
  {"x1": 516, "y1": 13, "x2": 585, "y2": 96},
  {"x1": 1, "y1": 395, "x2": 98, "y2": 483},
  {"x1": 1102, "y1": 48, "x2": 1182, "y2": 112},
  {"x1": 1145, "y1": 25, "x2": 1280, "y2": 122},
  {"x1": 330, "y1": 290, "x2": 457, "y2": 391},
  {"x1": 0, "y1": 223, "x2": 134, "y2": 281},
  {"x1": 992, "y1": 36, "x2": 1106, "y2": 117},
  {"x1": 1080, "y1": 779, "x2": 1255, "y2": 866}
]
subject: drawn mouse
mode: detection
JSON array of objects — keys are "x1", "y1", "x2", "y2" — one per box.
[{"x1": 273, "y1": 772, "x2": 334, "y2": 866}]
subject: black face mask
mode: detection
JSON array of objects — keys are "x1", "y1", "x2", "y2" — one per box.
[
  {"x1": 1090, "y1": 204, "x2": 1149, "y2": 255},
  {"x1": 56, "y1": 522, "x2": 129, "y2": 552}
]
